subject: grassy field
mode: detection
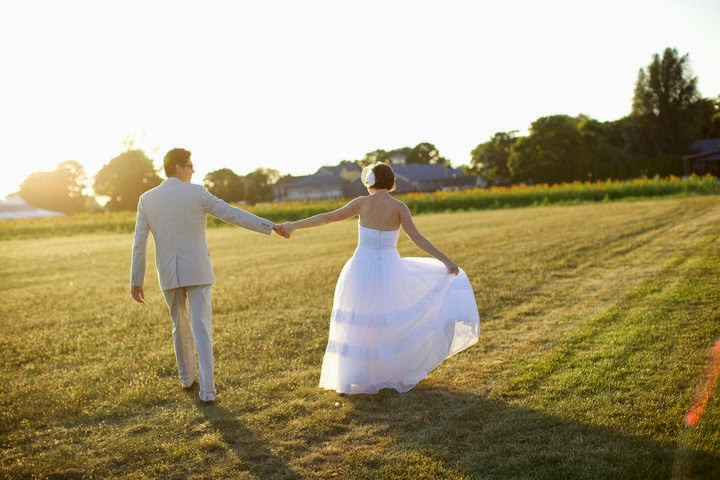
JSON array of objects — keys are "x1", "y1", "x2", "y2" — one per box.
[{"x1": 1, "y1": 196, "x2": 720, "y2": 479}]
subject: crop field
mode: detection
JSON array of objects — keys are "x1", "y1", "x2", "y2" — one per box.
[
  {"x1": 2, "y1": 174, "x2": 718, "y2": 241},
  {"x1": 1, "y1": 195, "x2": 720, "y2": 478}
]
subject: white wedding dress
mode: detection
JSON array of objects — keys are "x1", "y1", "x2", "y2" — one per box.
[{"x1": 318, "y1": 223, "x2": 480, "y2": 394}]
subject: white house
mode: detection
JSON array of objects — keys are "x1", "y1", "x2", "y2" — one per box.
[{"x1": 280, "y1": 165, "x2": 362, "y2": 201}]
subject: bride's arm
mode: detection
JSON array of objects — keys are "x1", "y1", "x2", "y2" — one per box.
[
  {"x1": 399, "y1": 203, "x2": 459, "y2": 275},
  {"x1": 283, "y1": 198, "x2": 362, "y2": 235}
]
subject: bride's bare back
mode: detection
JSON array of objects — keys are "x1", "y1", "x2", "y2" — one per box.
[{"x1": 357, "y1": 190, "x2": 403, "y2": 231}]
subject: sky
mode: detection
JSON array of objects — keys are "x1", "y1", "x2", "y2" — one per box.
[{"x1": 1, "y1": 0, "x2": 718, "y2": 198}]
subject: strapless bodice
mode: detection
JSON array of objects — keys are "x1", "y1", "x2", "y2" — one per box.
[{"x1": 356, "y1": 223, "x2": 400, "y2": 252}]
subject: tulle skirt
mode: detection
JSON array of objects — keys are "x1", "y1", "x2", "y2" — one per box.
[{"x1": 319, "y1": 246, "x2": 480, "y2": 394}]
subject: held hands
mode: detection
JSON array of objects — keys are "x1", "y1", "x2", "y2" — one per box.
[
  {"x1": 273, "y1": 222, "x2": 295, "y2": 238},
  {"x1": 273, "y1": 224, "x2": 291, "y2": 238}
]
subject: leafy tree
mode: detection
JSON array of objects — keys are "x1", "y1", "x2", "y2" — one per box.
[
  {"x1": 203, "y1": 168, "x2": 245, "y2": 203},
  {"x1": 707, "y1": 112, "x2": 720, "y2": 139},
  {"x1": 508, "y1": 115, "x2": 596, "y2": 183},
  {"x1": 506, "y1": 115, "x2": 642, "y2": 183},
  {"x1": 360, "y1": 149, "x2": 391, "y2": 166},
  {"x1": 405, "y1": 142, "x2": 450, "y2": 165},
  {"x1": 361, "y1": 142, "x2": 450, "y2": 166},
  {"x1": 94, "y1": 149, "x2": 162, "y2": 211},
  {"x1": 19, "y1": 160, "x2": 90, "y2": 213},
  {"x1": 630, "y1": 47, "x2": 700, "y2": 156},
  {"x1": 243, "y1": 168, "x2": 280, "y2": 204},
  {"x1": 575, "y1": 117, "x2": 630, "y2": 179},
  {"x1": 470, "y1": 131, "x2": 518, "y2": 184},
  {"x1": 694, "y1": 95, "x2": 720, "y2": 139}
]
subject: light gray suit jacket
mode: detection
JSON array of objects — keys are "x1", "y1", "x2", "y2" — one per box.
[{"x1": 130, "y1": 177, "x2": 274, "y2": 291}]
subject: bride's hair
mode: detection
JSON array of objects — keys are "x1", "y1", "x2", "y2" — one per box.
[{"x1": 371, "y1": 163, "x2": 396, "y2": 191}]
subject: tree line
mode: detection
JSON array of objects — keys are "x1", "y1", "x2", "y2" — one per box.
[
  {"x1": 469, "y1": 48, "x2": 720, "y2": 185},
  {"x1": 17, "y1": 47, "x2": 720, "y2": 213},
  {"x1": 18, "y1": 141, "x2": 455, "y2": 212}
]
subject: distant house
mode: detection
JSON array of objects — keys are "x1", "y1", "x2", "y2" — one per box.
[
  {"x1": 273, "y1": 174, "x2": 308, "y2": 202},
  {"x1": 683, "y1": 139, "x2": 720, "y2": 177},
  {"x1": 393, "y1": 163, "x2": 481, "y2": 193},
  {"x1": 0, "y1": 194, "x2": 64, "y2": 220},
  {"x1": 281, "y1": 156, "x2": 482, "y2": 201},
  {"x1": 345, "y1": 163, "x2": 481, "y2": 196},
  {"x1": 281, "y1": 164, "x2": 361, "y2": 201}
]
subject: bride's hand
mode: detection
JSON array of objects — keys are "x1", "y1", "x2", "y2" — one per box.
[
  {"x1": 282, "y1": 221, "x2": 295, "y2": 237},
  {"x1": 445, "y1": 261, "x2": 459, "y2": 276}
]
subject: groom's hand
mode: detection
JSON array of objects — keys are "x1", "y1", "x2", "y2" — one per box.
[
  {"x1": 273, "y1": 224, "x2": 290, "y2": 239},
  {"x1": 131, "y1": 285, "x2": 145, "y2": 303}
]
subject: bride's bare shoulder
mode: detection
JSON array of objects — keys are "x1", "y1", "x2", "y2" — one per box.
[{"x1": 390, "y1": 196, "x2": 409, "y2": 209}]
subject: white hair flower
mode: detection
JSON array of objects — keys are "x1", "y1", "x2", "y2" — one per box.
[{"x1": 361, "y1": 165, "x2": 376, "y2": 187}]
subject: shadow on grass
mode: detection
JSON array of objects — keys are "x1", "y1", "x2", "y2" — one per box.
[
  {"x1": 344, "y1": 387, "x2": 720, "y2": 479},
  {"x1": 192, "y1": 398, "x2": 302, "y2": 480}
]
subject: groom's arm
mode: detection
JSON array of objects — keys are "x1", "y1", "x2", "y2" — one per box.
[
  {"x1": 200, "y1": 188, "x2": 275, "y2": 235},
  {"x1": 130, "y1": 200, "x2": 150, "y2": 302}
]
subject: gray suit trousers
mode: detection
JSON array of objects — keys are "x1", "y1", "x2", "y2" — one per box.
[{"x1": 162, "y1": 285, "x2": 215, "y2": 401}]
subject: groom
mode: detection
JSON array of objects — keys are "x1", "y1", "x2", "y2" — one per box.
[{"x1": 130, "y1": 147, "x2": 287, "y2": 404}]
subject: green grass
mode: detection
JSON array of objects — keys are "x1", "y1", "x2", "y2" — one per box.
[{"x1": 2, "y1": 196, "x2": 720, "y2": 478}]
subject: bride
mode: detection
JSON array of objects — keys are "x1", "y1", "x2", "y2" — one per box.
[{"x1": 280, "y1": 162, "x2": 480, "y2": 394}]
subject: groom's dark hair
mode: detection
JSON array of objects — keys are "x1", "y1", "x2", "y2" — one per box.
[
  {"x1": 372, "y1": 163, "x2": 396, "y2": 191},
  {"x1": 164, "y1": 148, "x2": 192, "y2": 177}
]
